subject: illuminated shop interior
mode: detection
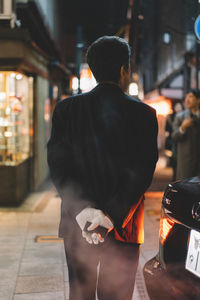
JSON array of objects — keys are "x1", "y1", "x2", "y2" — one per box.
[{"x1": 0, "y1": 71, "x2": 33, "y2": 166}]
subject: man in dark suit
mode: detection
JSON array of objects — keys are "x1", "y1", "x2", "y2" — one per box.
[
  {"x1": 172, "y1": 89, "x2": 200, "y2": 180},
  {"x1": 47, "y1": 36, "x2": 158, "y2": 300}
]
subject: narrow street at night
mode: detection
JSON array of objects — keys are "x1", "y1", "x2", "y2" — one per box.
[
  {"x1": 0, "y1": 158, "x2": 172, "y2": 300},
  {"x1": 1, "y1": 0, "x2": 200, "y2": 299}
]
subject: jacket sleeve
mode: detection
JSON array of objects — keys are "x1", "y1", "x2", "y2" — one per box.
[
  {"x1": 104, "y1": 106, "x2": 158, "y2": 230},
  {"x1": 172, "y1": 113, "x2": 186, "y2": 142},
  {"x1": 47, "y1": 101, "x2": 71, "y2": 188},
  {"x1": 47, "y1": 101, "x2": 91, "y2": 217}
]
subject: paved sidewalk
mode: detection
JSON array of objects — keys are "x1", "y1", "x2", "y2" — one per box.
[
  {"x1": 0, "y1": 158, "x2": 172, "y2": 300},
  {"x1": 0, "y1": 189, "x2": 67, "y2": 300}
]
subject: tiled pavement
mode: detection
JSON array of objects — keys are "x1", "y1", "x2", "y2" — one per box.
[{"x1": 0, "y1": 160, "x2": 172, "y2": 300}]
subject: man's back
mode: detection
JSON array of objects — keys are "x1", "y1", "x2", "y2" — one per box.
[
  {"x1": 47, "y1": 36, "x2": 158, "y2": 300},
  {"x1": 47, "y1": 82, "x2": 158, "y2": 233}
]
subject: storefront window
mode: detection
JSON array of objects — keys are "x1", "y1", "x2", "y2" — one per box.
[{"x1": 0, "y1": 71, "x2": 33, "y2": 166}]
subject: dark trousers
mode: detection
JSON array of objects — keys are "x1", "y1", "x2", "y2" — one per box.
[{"x1": 64, "y1": 230, "x2": 140, "y2": 300}]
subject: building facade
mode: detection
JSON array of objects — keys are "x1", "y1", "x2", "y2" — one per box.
[
  {"x1": 0, "y1": 0, "x2": 70, "y2": 205},
  {"x1": 132, "y1": 0, "x2": 199, "y2": 95},
  {"x1": 131, "y1": 0, "x2": 200, "y2": 150}
]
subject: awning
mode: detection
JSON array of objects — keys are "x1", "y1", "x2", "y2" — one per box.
[
  {"x1": 16, "y1": 1, "x2": 61, "y2": 61},
  {"x1": 158, "y1": 68, "x2": 184, "y2": 100},
  {"x1": 160, "y1": 88, "x2": 184, "y2": 99},
  {"x1": 144, "y1": 68, "x2": 185, "y2": 101}
]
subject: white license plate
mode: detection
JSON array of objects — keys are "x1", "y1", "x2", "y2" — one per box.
[{"x1": 185, "y1": 229, "x2": 200, "y2": 278}]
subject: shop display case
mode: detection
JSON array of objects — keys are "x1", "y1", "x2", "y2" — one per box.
[{"x1": 0, "y1": 71, "x2": 33, "y2": 205}]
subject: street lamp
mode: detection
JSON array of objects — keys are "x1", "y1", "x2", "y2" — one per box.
[{"x1": 129, "y1": 82, "x2": 139, "y2": 96}]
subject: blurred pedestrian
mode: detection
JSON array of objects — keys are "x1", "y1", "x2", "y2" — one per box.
[
  {"x1": 47, "y1": 36, "x2": 158, "y2": 300},
  {"x1": 165, "y1": 102, "x2": 183, "y2": 180},
  {"x1": 172, "y1": 89, "x2": 200, "y2": 180}
]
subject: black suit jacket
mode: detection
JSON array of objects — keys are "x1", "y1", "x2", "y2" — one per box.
[{"x1": 47, "y1": 83, "x2": 158, "y2": 237}]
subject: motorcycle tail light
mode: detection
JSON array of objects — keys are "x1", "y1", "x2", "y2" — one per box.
[{"x1": 159, "y1": 216, "x2": 175, "y2": 245}]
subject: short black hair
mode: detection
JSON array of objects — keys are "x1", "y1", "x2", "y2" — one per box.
[
  {"x1": 86, "y1": 36, "x2": 131, "y2": 83},
  {"x1": 187, "y1": 89, "x2": 200, "y2": 98}
]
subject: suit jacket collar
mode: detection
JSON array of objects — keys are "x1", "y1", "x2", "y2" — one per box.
[{"x1": 92, "y1": 82, "x2": 124, "y2": 95}]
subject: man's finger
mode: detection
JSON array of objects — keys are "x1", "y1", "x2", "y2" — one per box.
[
  {"x1": 86, "y1": 236, "x2": 93, "y2": 244},
  {"x1": 82, "y1": 231, "x2": 93, "y2": 244},
  {"x1": 87, "y1": 221, "x2": 99, "y2": 231},
  {"x1": 104, "y1": 216, "x2": 114, "y2": 229},
  {"x1": 91, "y1": 233, "x2": 99, "y2": 244},
  {"x1": 82, "y1": 231, "x2": 87, "y2": 238}
]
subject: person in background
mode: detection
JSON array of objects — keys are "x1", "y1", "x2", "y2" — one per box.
[
  {"x1": 172, "y1": 89, "x2": 200, "y2": 180},
  {"x1": 47, "y1": 36, "x2": 158, "y2": 300},
  {"x1": 165, "y1": 102, "x2": 183, "y2": 180}
]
